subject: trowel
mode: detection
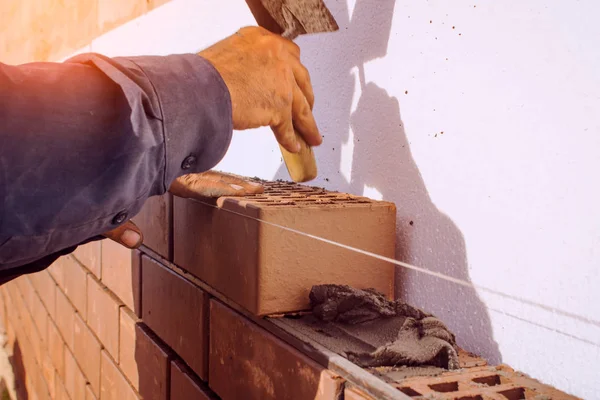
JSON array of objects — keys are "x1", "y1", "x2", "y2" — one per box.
[{"x1": 245, "y1": 0, "x2": 339, "y2": 183}]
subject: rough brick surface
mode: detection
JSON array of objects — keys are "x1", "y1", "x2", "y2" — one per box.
[
  {"x1": 171, "y1": 360, "x2": 217, "y2": 400},
  {"x1": 135, "y1": 324, "x2": 171, "y2": 400},
  {"x1": 73, "y1": 242, "x2": 102, "y2": 279},
  {"x1": 74, "y1": 312, "x2": 102, "y2": 396},
  {"x1": 101, "y1": 242, "x2": 141, "y2": 314},
  {"x1": 131, "y1": 193, "x2": 171, "y2": 259},
  {"x1": 142, "y1": 256, "x2": 209, "y2": 380},
  {"x1": 119, "y1": 306, "x2": 141, "y2": 387},
  {"x1": 47, "y1": 319, "x2": 66, "y2": 378},
  {"x1": 55, "y1": 286, "x2": 76, "y2": 350},
  {"x1": 30, "y1": 270, "x2": 56, "y2": 318},
  {"x1": 174, "y1": 181, "x2": 396, "y2": 315},
  {"x1": 61, "y1": 255, "x2": 88, "y2": 319},
  {"x1": 64, "y1": 347, "x2": 87, "y2": 400},
  {"x1": 100, "y1": 351, "x2": 141, "y2": 400},
  {"x1": 87, "y1": 275, "x2": 122, "y2": 359},
  {"x1": 209, "y1": 299, "x2": 338, "y2": 400}
]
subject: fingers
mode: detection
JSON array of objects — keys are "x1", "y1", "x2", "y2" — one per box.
[
  {"x1": 291, "y1": 62, "x2": 315, "y2": 109},
  {"x1": 201, "y1": 171, "x2": 264, "y2": 194},
  {"x1": 291, "y1": 83, "x2": 322, "y2": 146},
  {"x1": 169, "y1": 173, "x2": 264, "y2": 200},
  {"x1": 102, "y1": 220, "x2": 143, "y2": 249},
  {"x1": 271, "y1": 104, "x2": 300, "y2": 153}
]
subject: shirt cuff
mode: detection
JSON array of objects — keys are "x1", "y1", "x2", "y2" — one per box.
[{"x1": 119, "y1": 54, "x2": 233, "y2": 191}]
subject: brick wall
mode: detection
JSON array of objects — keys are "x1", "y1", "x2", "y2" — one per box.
[
  {"x1": 0, "y1": 0, "x2": 172, "y2": 64},
  {"x1": 0, "y1": 182, "x2": 395, "y2": 400}
]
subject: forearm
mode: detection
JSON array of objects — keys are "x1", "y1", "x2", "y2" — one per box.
[{"x1": 0, "y1": 52, "x2": 232, "y2": 278}]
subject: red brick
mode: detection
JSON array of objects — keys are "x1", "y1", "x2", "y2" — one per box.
[
  {"x1": 131, "y1": 193, "x2": 171, "y2": 259},
  {"x1": 101, "y1": 242, "x2": 141, "y2": 314},
  {"x1": 173, "y1": 181, "x2": 396, "y2": 315},
  {"x1": 73, "y1": 241, "x2": 102, "y2": 279},
  {"x1": 74, "y1": 313, "x2": 101, "y2": 396},
  {"x1": 18, "y1": 276, "x2": 35, "y2": 310},
  {"x1": 171, "y1": 360, "x2": 217, "y2": 400},
  {"x1": 64, "y1": 348, "x2": 87, "y2": 400},
  {"x1": 142, "y1": 256, "x2": 208, "y2": 379},
  {"x1": 100, "y1": 351, "x2": 140, "y2": 400},
  {"x1": 87, "y1": 275, "x2": 121, "y2": 359},
  {"x1": 48, "y1": 319, "x2": 65, "y2": 378},
  {"x1": 209, "y1": 299, "x2": 340, "y2": 400},
  {"x1": 61, "y1": 256, "x2": 88, "y2": 319},
  {"x1": 30, "y1": 270, "x2": 56, "y2": 318},
  {"x1": 55, "y1": 287, "x2": 76, "y2": 350}
]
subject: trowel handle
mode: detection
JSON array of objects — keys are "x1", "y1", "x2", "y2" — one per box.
[{"x1": 279, "y1": 129, "x2": 317, "y2": 183}]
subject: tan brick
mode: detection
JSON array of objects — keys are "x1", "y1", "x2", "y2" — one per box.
[
  {"x1": 40, "y1": 351, "x2": 56, "y2": 399},
  {"x1": 30, "y1": 291, "x2": 48, "y2": 344},
  {"x1": 131, "y1": 193, "x2": 171, "y2": 259},
  {"x1": 48, "y1": 258, "x2": 65, "y2": 288},
  {"x1": 142, "y1": 257, "x2": 208, "y2": 379},
  {"x1": 48, "y1": 319, "x2": 65, "y2": 378},
  {"x1": 101, "y1": 242, "x2": 141, "y2": 314},
  {"x1": 119, "y1": 307, "x2": 140, "y2": 387},
  {"x1": 98, "y1": 0, "x2": 148, "y2": 34},
  {"x1": 73, "y1": 241, "x2": 102, "y2": 278},
  {"x1": 171, "y1": 360, "x2": 217, "y2": 400},
  {"x1": 344, "y1": 387, "x2": 375, "y2": 400},
  {"x1": 64, "y1": 348, "x2": 87, "y2": 400},
  {"x1": 87, "y1": 275, "x2": 121, "y2": 359},
  {"x1": 209, "y1": 299, "x2": 340, "y2": 400},
  {"x1": 100, "y1": 351, "x2": 140, "y2": 400},
  {"x1": 86, "y1": 383, "x2": 98, "y2": 400},
  {"x1": 173, "y1": 181, "x2": 396, "y2": 315},
  {"x1": 55, "y1": 287, "x2": 76, "y2": 350},
  {"x1": 61, "y1": 256, "x2": 88, "y2": 319},
  {"x1": 74, "y1": 313, "x2": 101, "y2": 396},
  {"x1": 30, "y1": 270, "x2": 56, "y2": 318},
  {"x1": 54, "y1": 373, "x2": 69, "y2": 400}
]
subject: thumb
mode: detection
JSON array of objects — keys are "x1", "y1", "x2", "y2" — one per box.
[{"x1": 102, "y1": 220, "x2": 143, "y2": 249}]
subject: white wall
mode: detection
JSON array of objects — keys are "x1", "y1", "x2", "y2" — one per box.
[{"x1": 85, "y1": 0, "x2": 600, "y2": 397}]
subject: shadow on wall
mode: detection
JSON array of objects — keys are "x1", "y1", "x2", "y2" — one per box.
[
  {"x1": 273, "y1": 0, "x2": 502, "y2": 363},
  {"x1": 8, "y1": 340, "x2": 27, "y2": 400}
]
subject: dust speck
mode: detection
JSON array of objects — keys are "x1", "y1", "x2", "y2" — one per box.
[
  {"x1": 405, "y1": 90, "x2": 408, "y2": 94},
  {"x1": 452, "y1": 26, "x2": 455, "y2": 29},
  {"x1": 409, "y1": 221, "x2": 414, "y2": 226}
]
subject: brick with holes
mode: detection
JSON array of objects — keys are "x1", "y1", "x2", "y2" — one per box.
[{"x1": 173, "y1": 180, "x2": 396, "y2": 315}]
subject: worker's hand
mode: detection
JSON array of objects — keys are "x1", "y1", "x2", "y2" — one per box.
[
  {"x1": 168, "y1": 171, "x2": 264, "y2": 199},
  {"x1": 199, "y1": 26, "x2": 322, "y2": 153},
  {"x1": 102, "y1": 220, "x2": 143, "y2": 249}
]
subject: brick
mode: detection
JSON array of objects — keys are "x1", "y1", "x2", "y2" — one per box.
[
  {"x1": 98, "y1": 0, "x2": 148, "y2": 34},
  {"x1": 86, "y1": 384, "x2": 98, "y2": 400},
  {"x1": 142, "y1": 256, "x2": 209, "y2": 379},
  {"x1": 137, "y1": 325, "x2": 171, "y2": 400},
  {"x1": 47, "y1": 319, "x2": 65, "y2": 378},
  {"x1": 55, "y1": 287, "x2": 76, "y2": 350},
  {"x1": 40, "y1": 351, "x2": 56, "y2": 399},
  {"x1": 54, "y1": 374, "x2": 69, "y2": 400},
  {"x1": 48, "y1": 258, "x2": 65, "y2": 288},
  {"x1": 100, "y1": 351, "x2": 140, "y2": 400},
  {"x1": 344, "y1": 387, "x2": 374, "y2": 400},
  {"x1": 147, "y1": 0, "x2": 172, "y2": 11},
  {"x1": 173, "y1": 181, "x2": 396, "y2": 315},
  {"x1": 64, "y1": 348, "x2": 87, "y2": 400},
  {"x1": 101, "y1": 242, "x2": 141, "y2": 314},
  {"x1": 87, "y1": 275, "x2": 121, "y2": 359},
  {"x1": 119, "y1": 306, "x2": 140, "y2": 386},
  {"x1": 74, "y1": 313, "x2": 102, "y2": 396},
  {"x1": 131, "y1": 193, "x2": 171, "y2": 259},
  {"x1": 209, "y1": 299, "x2": 340, "y2": 400},
  {"x1": 73, "y1": 241, "x2": 102, "y2": 278},
  {"x1": 30, "y1": 270, "x2": 56, "y2": 318},
  {"x1": 30, "y1": 291, "x2": 49, "y2": 344},
  {"x1": 61, "y1": 255, "x2": 88, "y2": 319},
  {"x1": 171, "y1": 360, "x2": 217, "y2": 400}
]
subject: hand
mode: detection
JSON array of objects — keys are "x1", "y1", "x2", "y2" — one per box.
[
  {"x1": 199, "y1": 26, "x2": 322, "y2": 153},
  {"x1": 101, "y1": 172, "x2": 263, "y2": 249}
]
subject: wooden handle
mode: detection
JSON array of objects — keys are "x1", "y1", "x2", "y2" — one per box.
[{"x1": 279, "y1": 129, "x2": 317, "y2": 183}]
